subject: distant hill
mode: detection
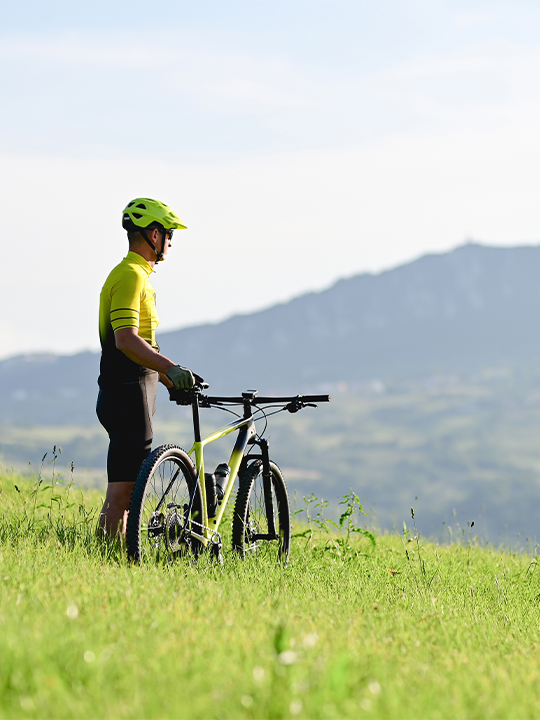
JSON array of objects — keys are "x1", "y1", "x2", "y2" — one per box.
[
  {"x1": 160, "y1": 242, "x2": 540, "y2": 393},
  {"x1": 2, "y1": 242, "x2": 540, "y2": 424}
]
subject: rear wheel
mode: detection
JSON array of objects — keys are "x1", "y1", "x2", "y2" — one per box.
[
  {"x1": 232, "y1": 459, "x2": 290, "y2": 562},
  {"x1": 127, "y1": 444, "x2": 203, "y2": 563}
]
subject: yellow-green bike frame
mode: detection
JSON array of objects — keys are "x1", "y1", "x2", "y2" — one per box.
[
  {"x1": 187, "y1": 410, "x2": 256, "y2": 545},
  {"x1": 172, "y1": 387, "x2": 287, "y2": 552}
]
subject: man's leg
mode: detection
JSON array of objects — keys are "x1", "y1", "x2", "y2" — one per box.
[
  {"x1": 99, "y1": 481, "x2": 136, "y2": 536},
  {"x1": 96, "y1": 374, "x2": 157, "y2": 537}
]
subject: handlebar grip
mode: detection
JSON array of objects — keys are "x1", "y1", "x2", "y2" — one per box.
[
  {"x1": 168, "y1": 374, "x2": 209, "y2": 404},
  {"x1": 300, "y1": 394, "x2": 331, "y2": 403}
]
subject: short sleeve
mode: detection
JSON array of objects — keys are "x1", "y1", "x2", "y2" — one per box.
[{"x1": 109, "y1": 269, "x2": 144, "y2": 332}]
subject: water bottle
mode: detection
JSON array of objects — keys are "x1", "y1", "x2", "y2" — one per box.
[
  {"x1": 214, "y1": 463, "x2": 231, "y2": 502},
  {"x1": 204, "y1": 472, "x2": 217, "y2": 516}
]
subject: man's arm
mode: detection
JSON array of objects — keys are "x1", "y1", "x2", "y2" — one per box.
[
  {"x1": 114, "y1": 327, "x2": 175, "y2": 373},
  {"x1": 114, "y1": 328, "x2": 192, "y2": 389}
]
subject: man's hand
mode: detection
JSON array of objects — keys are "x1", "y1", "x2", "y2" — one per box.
[{"x1": 166, "y1": 365, "x2": 195, "y2": 390}]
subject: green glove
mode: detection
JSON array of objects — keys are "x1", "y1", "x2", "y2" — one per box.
[{"x1": 166, "y1": 365, "x2": 195, "y2": 390}]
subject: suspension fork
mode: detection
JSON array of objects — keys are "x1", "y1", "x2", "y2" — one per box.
[{"x1": 259, "y1": 438, "x2": 277, "y2": 539}]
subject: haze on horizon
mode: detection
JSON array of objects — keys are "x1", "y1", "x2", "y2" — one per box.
[{"x1": 1, "y1": 0, "x2": 539, "y2": 360}]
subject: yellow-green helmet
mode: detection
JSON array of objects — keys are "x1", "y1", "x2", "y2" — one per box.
[{"x1": 122, "y1": 197, "x2": 187, "y2": 232}]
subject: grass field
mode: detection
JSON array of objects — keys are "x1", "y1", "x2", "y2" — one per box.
[{"x1": 2, "y1": 471, "x2": 540, "y2": 720}]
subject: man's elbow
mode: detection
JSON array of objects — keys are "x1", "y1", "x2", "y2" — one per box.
[{"x1": 114, "y1": 328, "x2": 136, "y2": 353}]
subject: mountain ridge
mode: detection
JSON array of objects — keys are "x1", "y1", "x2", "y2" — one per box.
[
  {"x1": 158, "y1": 241, "x2": 540, "y2": 391},
  {"x1": 2, "y1": 241, "x2": 540, "y2": 423}
]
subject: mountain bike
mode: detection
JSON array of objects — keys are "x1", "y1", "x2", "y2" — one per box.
[{"x1": 126, "y1": 378, "x2": 330, "y2": 564}]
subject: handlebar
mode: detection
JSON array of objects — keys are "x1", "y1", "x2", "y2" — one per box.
[
  {"x1": 168, "y1": 381, "x2": 331, "y2": 409},
  {"x1": 203, "y1": 394, "x2": 331, "y2": 405}
]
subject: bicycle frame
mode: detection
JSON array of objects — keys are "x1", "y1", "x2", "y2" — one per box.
[
  {"x1": 186, "y1": 394, "x2": 256, "y2": 545},
  {"x1": 165, "y1": 387, "x2": 330, "y2": 553}
]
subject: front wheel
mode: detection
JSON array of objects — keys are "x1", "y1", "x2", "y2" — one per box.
[
  {"x1": 232, "y1": 459, "x2": 290, "y2": 562},
  {"x1": 127, "y1": 444, "x2": 203, "y2": 563}
]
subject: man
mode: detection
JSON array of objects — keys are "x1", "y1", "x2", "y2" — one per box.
[{"x1": 96, "y1": 197, "x2": 195, "y2": 536}]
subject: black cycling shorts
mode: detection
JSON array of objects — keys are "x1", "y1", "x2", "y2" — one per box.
[{"x1": 96, "y1": 371, "x2": 158, "y2": 484}]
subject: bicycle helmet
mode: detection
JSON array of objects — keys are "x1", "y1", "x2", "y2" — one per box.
[{"x1": 122, "y1": 198, "x2": 187, "y2": 262}]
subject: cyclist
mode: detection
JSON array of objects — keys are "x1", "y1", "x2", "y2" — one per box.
[{"x1": 96, "y1": 197, "x2": 196, "y2": 536}]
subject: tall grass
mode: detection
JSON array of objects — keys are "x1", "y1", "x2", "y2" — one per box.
[{"x1": 2, "y1": 469, "x2": 540, "y2": 719}]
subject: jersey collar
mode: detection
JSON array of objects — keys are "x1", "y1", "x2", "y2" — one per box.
[{"x1": 126, "y1": 250, "x2": 153, "y2": 275}]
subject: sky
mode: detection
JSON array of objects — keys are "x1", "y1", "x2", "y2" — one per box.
[{"x1": 1, "y1": 0, "x2": 540, "y2": 359}]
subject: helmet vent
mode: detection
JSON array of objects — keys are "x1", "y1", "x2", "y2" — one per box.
[
  {"x1": 136, "y1": 203, "x2": 147, "y2": 209},
  {"x1": 132, "y1": 212, "x2": 143, "y2": 219}
]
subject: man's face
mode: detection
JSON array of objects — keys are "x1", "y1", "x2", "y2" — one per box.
[
  {"x1": 160, "y1": 230, "x2": 173, "y2": 259},
  {"x1": 148, "y1": 227, "x2": 172, "y2": 261}
]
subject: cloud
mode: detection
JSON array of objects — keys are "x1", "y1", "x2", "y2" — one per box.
[
  {"x1": 454, "y1": 12, "x2": 492, "y2": 30},
  {"x1": 0, "y1": 32, "x2": 156, "y2": 68},
  {"x1": 1, "y1": 27, "x2": 539, "y2": 160},
  {"x1": 209, "y1": 78, "x2": 313, "y2": 111}
]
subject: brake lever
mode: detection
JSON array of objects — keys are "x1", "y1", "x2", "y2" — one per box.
[
  {"x1": 193, "y1": 373, "x2": 209, "y2": 389},
  {"x1": 286, "y1": 400, "x2": 318, "y2": 413}
]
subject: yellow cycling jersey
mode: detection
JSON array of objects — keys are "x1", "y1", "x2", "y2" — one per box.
[{"x1": 98, "y1": 251, "x2": 159, "y2": 387}]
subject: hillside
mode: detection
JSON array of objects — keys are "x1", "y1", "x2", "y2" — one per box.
[{"x1": 160, "y1": 242, "x2": 540, "y2": 393}]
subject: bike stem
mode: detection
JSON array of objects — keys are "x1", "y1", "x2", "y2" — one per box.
[{"x1": 192, "y1": 392, "x2": 202, "y2": 443}]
